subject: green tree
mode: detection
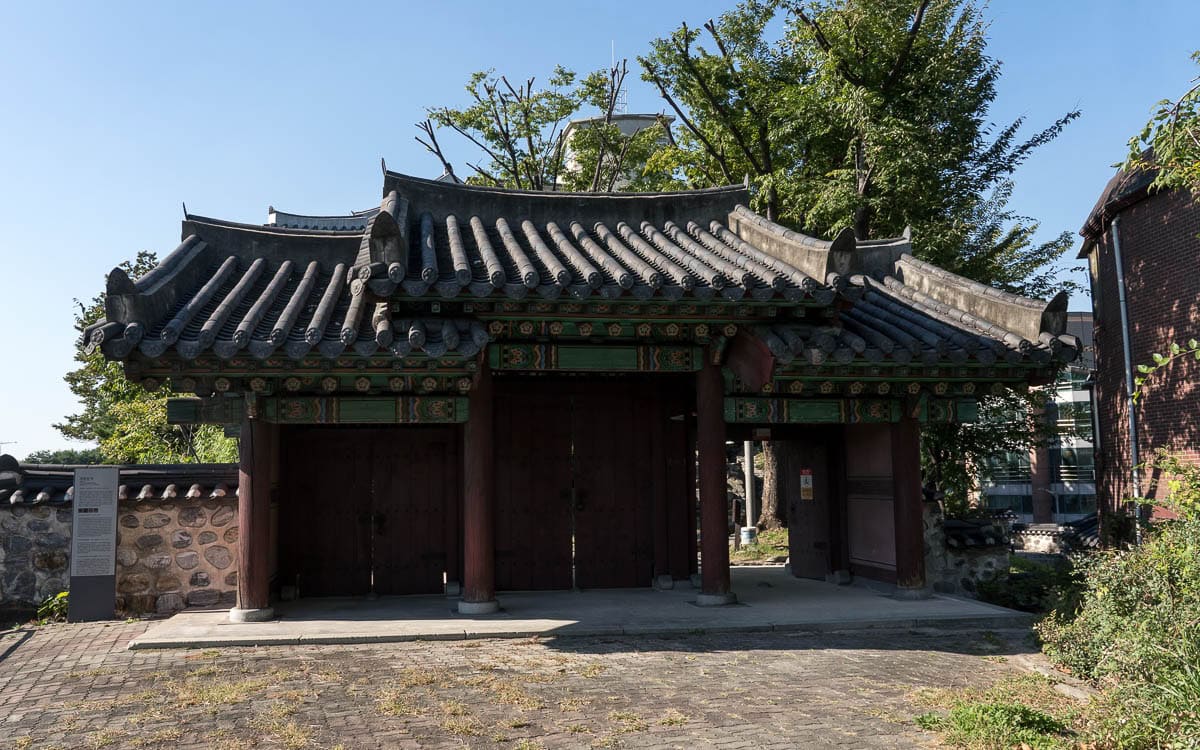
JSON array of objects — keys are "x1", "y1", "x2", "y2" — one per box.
[
  {"x1": 418, "y1": 62, "x2": 672, "y2": 192},
  {"x1": 22, "y1": 448, "x2": 104, "y2": 465},
  {"x1": 58, "y1": 252, "x2": 237, "y2": 464},
  {"x1": 1128, "y1": 50, "x2": 1200, "y2": 195},
  {"x1": 642, "y1": 0, "x2": 1080, "y2": 522}
]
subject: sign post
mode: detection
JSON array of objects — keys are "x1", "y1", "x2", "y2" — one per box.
[{"x1": 69, "y1": 466, "x2": 119, "y2": 622}]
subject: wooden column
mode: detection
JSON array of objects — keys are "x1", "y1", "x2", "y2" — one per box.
[
  {"x1": 891, "y1": 413, "x2": 928, "y2": 596},
  {"x1": 232, "y1": 415, "x2": 275, "y2": 622},
  {"x1": 460, "y1": 359, "x2": 499, "y2": 614},
  {"x1": 696, "y1": 358, "x2": 736, "y2": 604}
]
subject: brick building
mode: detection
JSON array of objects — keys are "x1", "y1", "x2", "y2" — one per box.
[{"x1": 1079, "y1": 163, "x2": 1200, "y2": 513}]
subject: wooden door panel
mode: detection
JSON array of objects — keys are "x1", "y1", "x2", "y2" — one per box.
[
  {"x1": 786, "y1": 439, "x2": 832, "y2": 580},
  {"x1": 372, "y1": 428, "x2": 454, "y2": 595},
  {"x1": 573, "y1": 384, "x2": 655, "y2": 589},
  {"x1": 494, "y1": 383, "x2": 573, "y2": 591},
  {"x1": 279, "y1": 427, "x2": 372, "y2": 597}
]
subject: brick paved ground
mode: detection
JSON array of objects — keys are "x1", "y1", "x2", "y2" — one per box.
[{"x1": 0, "y1": 621, "x2": 1036, "y2": 749}]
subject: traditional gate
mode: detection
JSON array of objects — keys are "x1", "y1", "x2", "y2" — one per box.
[
  {"x1": 493, "y1": 378, "x2": 686, "y2": 591},
  {"x1": 279, "y1": 426, "x2": 460, "y2": 597}
]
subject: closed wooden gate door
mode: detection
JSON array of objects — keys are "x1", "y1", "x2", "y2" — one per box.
[
  {"x1": 572, "y1": 386, "x2": 655, "y2": 588},
  {"x1": 494, "y1": 379, "x2": 659, "y2": 591},
  {"x1": 280, "y1": 426, "x2": 458, "y2": 597}
]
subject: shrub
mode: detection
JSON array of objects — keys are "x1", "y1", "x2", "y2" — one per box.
[
  {"x1": 37, "y1": 591, "x2": 68, "y2": 624},
  {"x1": 1036, "y1": 516, "x2": 1200, "y2": 683},
  {"x1": 976, "y1": 555, "x2": 1084, "y2": 614}
]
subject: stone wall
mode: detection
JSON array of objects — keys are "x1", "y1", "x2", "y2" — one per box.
[
  {"x1": 0, "y1": 505, "x2": 73, "y2": 608},
  {"x1": 116, "y1": 497, "x2": 239, "y2": 614},
  {"x1": 924, "y1": 501, "x2": 1010, "y2": 597},
  {"x1": 0, "y1": 498, "x2": 239, "y2": 615}
]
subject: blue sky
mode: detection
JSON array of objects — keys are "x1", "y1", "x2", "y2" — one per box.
[{"x1": 0, "y1": 1, "x2": 1196, "y2": 456}]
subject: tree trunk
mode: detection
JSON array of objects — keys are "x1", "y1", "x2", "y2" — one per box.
[{"x1": 758, "y1": 441, "x2": 788, "y2": 529}]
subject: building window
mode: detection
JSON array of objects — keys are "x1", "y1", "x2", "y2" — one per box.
[
  {"x1": 1052, "y1": 446, "x2": 1095, "y2": 483},
  {"x1": 981, "y1": 452, "x2": 1032, "y2": 484}
]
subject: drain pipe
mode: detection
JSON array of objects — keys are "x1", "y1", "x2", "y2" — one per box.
[{"x1": 1111, "y1": 215, "x2": 1143, "y2": 544}]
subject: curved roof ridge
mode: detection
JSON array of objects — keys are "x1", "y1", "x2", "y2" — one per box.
[{"x1": 186, "y1": 214, "x2": 364, "y2": 237}]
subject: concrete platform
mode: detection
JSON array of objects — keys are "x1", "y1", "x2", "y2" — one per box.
[{"x1": 129, "y1": 566, "x2": 1031, "y2": 649}]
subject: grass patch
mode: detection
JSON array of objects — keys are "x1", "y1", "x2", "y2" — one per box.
[
  {"x1": 729, "y1": 527, "x2": 789, "y2": 563},
  {"x1": 915, "y1": 703, "x2": 1068, "y2": 749},
  {"x1": 578, "y1": 662, "x2": 605, "y2": 678},
  {"x1": 375, "y1": 689, "x2": 415, "y2": 717},
  {"x1": 658, "y1": 709, "x2": 688, "y2": 726},
  {"x1": 607, "y1": 710, "x2": 648, "y2": 733},
  {"x1": 911, "y1": 675, "x2": 1079, "y2": 749},
  {"x1": 441, "y1": 715, "x2": 483, "y2": 736},
  {"x1": 85, "y1": 729, "x2": 129, "y2": 749},
  {"x1": 559, "y1": 697, "x2": 589, "y2": 711},
  {"x1": 124, "y1": 727, "x2": 182, "y2": 747}
]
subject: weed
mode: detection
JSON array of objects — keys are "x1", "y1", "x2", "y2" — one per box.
[
  {"x1": 440, "y1": 699, "x2": 470, "y2": 716},
  {"x1": 566, "y1": 723, "x2": 591, "y2": 733},
  {"x1": 85, "y1": 729, "x2": 128, "y2": 749},
  {"x1": 607, "y1": 710, "x2": 648, "y2": 733},
  {"x1": 514, "y1": 741, "x2": 545, "y2": 750},
  {"x1": 916, "y1": 703, "x2": 1069, "y2": 749},
  {"x1": 127, "y1": 727, "x2": 183, "y2": 747},
  {"x1": 578, "y1": 662, "x2": 605, "y2": 678},
  {"x1": 558, "y1": 697, "x2": 589, "y2": 711},
  {"x1": 491, "y1": 680, "x2": 544, "y2": 710},
  {"x1": 375, "y1": 689, "x2": 415, "y2": 716},
  {"x1": 658, "y1": 709, "x2": 688, "y2": 726},
  {"x1": 502, "y1": 718, "x2": 530, "y2": 729},
  {"x1": 441, "y1": 716, "x2": 483, "y2": 736}
]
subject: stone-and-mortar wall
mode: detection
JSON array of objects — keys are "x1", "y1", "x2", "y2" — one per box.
[
  {"x1": 0, "y1": 505, "x2": 72, "y2": 608},
  {"x1": 923, "y1": 501, "x2": 1009, "y2": 596},
  {"x1": 0, "y1": 498, "x2": 238, "y2": 615}
]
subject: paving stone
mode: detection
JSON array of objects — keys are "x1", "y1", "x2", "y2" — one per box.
[{"x1": 0, "y1": 620, "x2": 1038, "y2": 750}]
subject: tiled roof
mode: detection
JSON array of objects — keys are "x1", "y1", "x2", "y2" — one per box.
[
  {"x1": 84, "y1": 172, "x2": 1076, "y2": 373},
  {"x1": 0, "y1": 455, "x2": 238, "y2": 506}
]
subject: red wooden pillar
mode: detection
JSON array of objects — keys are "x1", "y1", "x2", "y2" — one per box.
[
  {"x1": 231, "y1": 415, "x2": 275, "y2": 622},
  {"x1": 891, "y1": 413, "x2": 928, "y2": 596},
  {"x1": 696, "y1": 358, "x2": 736, "y2": 605},
  {"x1": 460, "y1": 359, "x2": 499, "y2": 614}
]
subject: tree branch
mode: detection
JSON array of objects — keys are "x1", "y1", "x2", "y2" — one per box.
[
  {"x1": 644, "y1": 69, "x2": 735, "y2": 183},
  {"x1": 414, "y1": 119, "x2": 457, "y2": 178},
  {"x1": 673, "y1": 26, "x2": 765, "y2": 173},
  {"x1": 882, "y1": 0, "x2": 932, "y2": 92}
]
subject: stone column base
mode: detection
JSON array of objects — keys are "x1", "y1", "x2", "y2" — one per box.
[
  {"x1": 229, "y1": 607, "x2": 275, "y2": 623},
  {"x1": 652, "y1": 575, "x2": 675, "y2": 590},
  {"x1": 458, "y1": 599, "x2": 499, "y2": 615},
  {"x1": 695, "y1": 592, "x2": 738, "y2": 606},
  {"x1": 894, "y1": 586, "x2": 932, "y2": 601}
]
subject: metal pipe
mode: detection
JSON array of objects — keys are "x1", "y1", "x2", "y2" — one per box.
[
  {"x1": 743, "y1": 441, "x2": 756, "y2": 528},
  {"x1": 1111, "y1": 215, "x2": 1142, "y2": 544}
]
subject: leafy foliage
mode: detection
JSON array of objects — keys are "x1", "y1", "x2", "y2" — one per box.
[
  {"x1": 37, "y1": 591, "x2": 68, "y2": 624},
  {"x1": 1128, "y1": 50, "x2": 1200, "y2": 196},
  {"x1": 22, "y1": 448, "x2": 103, "y2": 464},
  {"x1": 922, "y1": 388, "x2": 1059, "y2": 517},
  {"x1": 58, "y1": 252, "x2": 237, "y2": 464},
  {"x1": 975, "y1": 555, "x2": 1083, "y2": 615},
  {"x1": 640, "y1": 1, "x2": 1079, "y2": 521},
  {"x1": 1036, "y1": 516, "x2": 1200, "y2": 745},
  {"x1": 915, "y1": 701, "x2": 1069, "y2": 750},
  {"x1": 418, "y1": 63, "x2": 669, "y2": 192}
]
